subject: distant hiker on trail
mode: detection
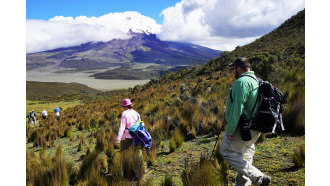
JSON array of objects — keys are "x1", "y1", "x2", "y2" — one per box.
[
  {"x1": 27, "y1": 110, "x2": 37, "y2": 126},
  {"x1": 220, "y1": 57, "x2": 271, "y2": 186},
  {"x1": 54, "y1": 106, "x2": 60, "y2": 119},
  {"x1": 115, "y1": 99, "x2": 141, "y2": 151},
  {"x1": 41, "y1": 109, "x2": 47, "y2": 120},
  {"x1": 27, "y1": 110, "x2": 34, "y2": 126}
]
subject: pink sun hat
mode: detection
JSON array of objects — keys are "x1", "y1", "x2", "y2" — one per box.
[{"x1": 121, "y1": 99, "x2": 133, "y2": 107}]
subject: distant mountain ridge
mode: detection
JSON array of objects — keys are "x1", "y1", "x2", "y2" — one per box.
[{"x1": 26, "y1": 32, "x2": 222, "y2": 79}]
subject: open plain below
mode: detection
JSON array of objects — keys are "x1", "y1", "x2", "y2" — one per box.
[{"x1": 26, "y1": 67, "x2": 150, "y2": 90}]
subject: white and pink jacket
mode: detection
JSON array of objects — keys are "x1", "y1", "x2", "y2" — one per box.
[{"x1": 116, "y1": 109, "x2": 140, "y2": 143}]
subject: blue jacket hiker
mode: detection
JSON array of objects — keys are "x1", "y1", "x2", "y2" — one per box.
[{"x1": 54, "y1": 106, "x2": 60, "y2": 118}]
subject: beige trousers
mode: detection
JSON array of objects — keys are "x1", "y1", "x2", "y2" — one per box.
[{"x1": 220, "y1": 128, "x2": 264, "y2": 186}]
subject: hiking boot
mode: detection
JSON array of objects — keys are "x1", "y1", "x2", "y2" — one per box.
[{"x1": 261, "y1": 175, "x2": 271, "y2": 186}]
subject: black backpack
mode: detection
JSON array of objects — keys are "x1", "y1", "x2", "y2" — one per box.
[{"x1": 231, "y1": 74, "x2": 285, "y2": 134}]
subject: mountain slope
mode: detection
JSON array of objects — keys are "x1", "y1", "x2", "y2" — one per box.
[
  {"x1": 148, "y1": 9, "x2": 305, "y2": 85},
  {"x1": 26, "y1": 32, "x2": 221, "y2": 79}
]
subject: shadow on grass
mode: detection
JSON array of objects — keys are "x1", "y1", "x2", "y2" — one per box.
[
  {"x1": 280, "y1": 165, "x2": 300, "y2": 172},
  {"x1": 157, "y1": 151, "x2": 171, "y2": 156}
]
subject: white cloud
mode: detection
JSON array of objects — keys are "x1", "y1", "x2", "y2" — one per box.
[
  {"x1": 193, "y1": 36, "x2": 260, "y2": 51},
  {"x1": 26, "y1": 11, "x2": 161, "y2": 53},
  {"x1": 159, "y1": 0, "x2": 305, "y2": 51},
  {"x1": 27, "y1": 1, "x2": 305, "y2": 53}
]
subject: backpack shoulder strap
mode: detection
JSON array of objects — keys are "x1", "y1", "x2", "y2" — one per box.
[
  {"x1": 230, "y1": 74, "x2": 259, "y2": 103},
  {"x1": 239, "y1": 74, "x2": 259, "y2": 83},
  {"x1": 239, "y1": 74, "x2": 260, "y2": 119}
]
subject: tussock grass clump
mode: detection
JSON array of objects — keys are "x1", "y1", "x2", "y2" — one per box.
[
  {"x1": 28, "y1": 128, "x2": 43, "y2": 143},
  {"x1": 64, "y1": 126, "x2": 73, "y2": 138},
  {"x1": 33, "y1": 136, "x2": 48, "y2": 148},
  {"x1": 120, "y1": 147, "x2": 145, "y2": 182},
  {"x1": 77, "y1": 123, "x2": 84, "y2": 131},
  {"x1": 144, "y1": 147, "x2": 156, "y2": 167},
  {"x1": 173, "y1": 128, "x2": 184, "y2": 148},
  {"x1": 77, "y1": 142, "x2": 84, "y2": 152},
  {"x1": 281, "y1": 67, "x2": 305, "y2": 135},
  {"x1": 77, "y1": 133, "x2": 86, "y2": 152},
  {"x1": 105, "y1": 143, "x2": 115, "y2": 158},
  {"x1": 26, "y1": 146, "x2": 72, "y2": 186},
  {"x1": 109, "y1": 153, "x2": 123, "y2": 183},
  {"x1": 108, "y1": 147, "x2": 145, "y2": 184},
  {"x1": 292, "y1": 144, "x2": 305, "y2": 168},
  {"x1": 182, "y1": 159, "x2": 218, "y2": 186},
  {"x1": 257, "y1": 133, "x2": 266, "y2": 143},
  {"x1": 77, "y1": 150, "x2": 99, "y2": 181},
  {"x1": 283, "y1": 100, "x2": 305, "y2": 135},
  {"x1": 161, "y1": 173, "x2": 174, "y2": 186},
  {"x1": 169, "y1": 139, "x2": 177, "y2": 153},
  {"x1": 70, "y1": 135, "x2": 74, "y2": 141},
  {"x1": 96, "y1": 128, "x2": 106, "y2": 152},
  {"x1": 182, "y1": 156, "x2": 229, "y2": 186}
]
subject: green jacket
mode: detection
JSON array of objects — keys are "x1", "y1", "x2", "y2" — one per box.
[{"x1": 225, "y1": 71, "x2": 259, "y2": 136}]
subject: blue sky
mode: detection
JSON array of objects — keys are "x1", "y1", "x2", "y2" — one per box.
[{"x1": 27, "y1": 0, "x2": 181, "y2": 24}]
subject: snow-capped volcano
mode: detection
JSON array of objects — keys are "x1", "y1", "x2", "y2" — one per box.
[{"x1": 27, "y1": 11, "x2": 161, "y2": 53}]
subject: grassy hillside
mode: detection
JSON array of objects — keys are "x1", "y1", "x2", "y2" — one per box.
[
  {"x1": 26, "y1": 10, "x2": 305, "y2": 185},
  {"x1": 26, "y1": 81, "x2": 129, "y2": 103},
  {"x1": 27, "y1": 81, "x2": 100, "y2": 100}
]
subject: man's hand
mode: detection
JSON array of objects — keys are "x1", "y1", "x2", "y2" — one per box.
[{"x1": 226, "y1": 135, "x2": 233, "y2": 141}]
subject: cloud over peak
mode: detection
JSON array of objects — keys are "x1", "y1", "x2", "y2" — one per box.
[
  {"x1": 27, "y1": 0, "x2": 305, "y2": 53},
  {"x1": 27, "y1": 11, "x2": 161, "y2": 53}
]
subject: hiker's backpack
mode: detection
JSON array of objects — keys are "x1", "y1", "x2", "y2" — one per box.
[
  {"x1": 127, "y1": 117, "x2": 152, "y2": 148},
  {"x1": 233, "y1": 74, "x2": 285, "y2": 134}
]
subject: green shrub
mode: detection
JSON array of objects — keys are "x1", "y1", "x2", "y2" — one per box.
[{"x1": 149, "y1": 126, "x2": 166, "y2": 147}]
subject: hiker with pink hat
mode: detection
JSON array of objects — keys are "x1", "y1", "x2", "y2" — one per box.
[{"x1": 116, "y1": 98, "x2": 141, "y2": 151}]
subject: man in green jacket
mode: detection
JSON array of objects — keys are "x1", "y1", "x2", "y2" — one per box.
[{"x1": 220, "y1": 57, "x2": 271, "y2": 186}]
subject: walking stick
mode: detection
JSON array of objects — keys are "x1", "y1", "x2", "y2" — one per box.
[
  {"x1": 210, "y1": 133, "x2": 220, "y2": 159},
  {"x1": 209, "y1": 127, "x2": 223, "y2": 160}
]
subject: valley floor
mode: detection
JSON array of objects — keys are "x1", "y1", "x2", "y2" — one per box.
[{"x1": 27, "y1": 68, "x2": 149, "y2": 90}]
